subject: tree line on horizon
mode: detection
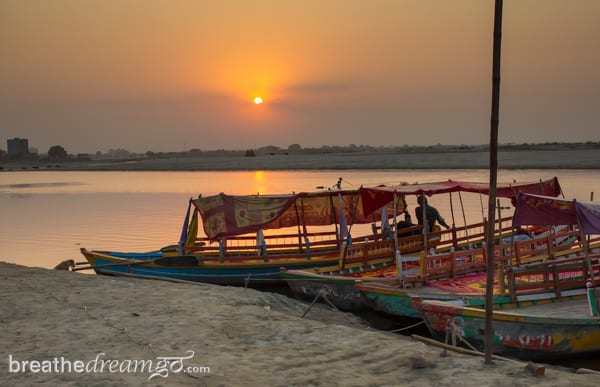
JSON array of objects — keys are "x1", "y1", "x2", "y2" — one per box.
[
  {"x1": 2, "y1": 141, "x2": 599, "y2": 162},
  {"x1": 136, "y1": 141, "x2": 600, "y2": 160}
]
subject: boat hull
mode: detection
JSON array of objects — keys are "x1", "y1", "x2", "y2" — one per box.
[
  {"x1": 282, "y1": 266, "x2": 397, "y2": 311},
  {"x1": 356, "y1": 282, "x2": 489, "y2": 319},
  {"x1": 414, "y1": 298, "x2": 600, "y2": 361},
  {"x1": 81, "y1": 248, "x2": 340, "y2": 287}
]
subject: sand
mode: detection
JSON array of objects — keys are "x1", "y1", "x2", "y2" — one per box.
[{"x1": 1, "y1": 262, "x2": 599, "y2": 386}]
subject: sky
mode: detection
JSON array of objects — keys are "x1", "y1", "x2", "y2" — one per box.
[{"x1": 1, "y1": 1, "x2": 599, "y2": 154}]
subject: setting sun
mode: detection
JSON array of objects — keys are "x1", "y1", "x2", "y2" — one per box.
[{"x1": 253, "y1": 97, "x2": 263, "y2": 105}]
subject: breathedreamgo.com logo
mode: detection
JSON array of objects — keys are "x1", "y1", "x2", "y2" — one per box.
[{"x1": 8, "y1": 350, "x2": 209, "y2": 381}]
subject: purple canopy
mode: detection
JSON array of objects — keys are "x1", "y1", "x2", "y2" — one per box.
[{"x1": 513, "y1": 193, "x2": 600, "y2": 235}]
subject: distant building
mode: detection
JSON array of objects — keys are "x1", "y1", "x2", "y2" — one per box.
[{"x1": 7, "y1": 138, "x2": 29, "y2": 159}]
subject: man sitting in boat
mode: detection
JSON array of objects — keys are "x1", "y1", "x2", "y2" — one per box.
[
  {"x1": 415, "y1": 196, "x2": 450, "y2": 233},
  {"x1": 397, "y1": 211, "x2": 419, "y2": 237}
]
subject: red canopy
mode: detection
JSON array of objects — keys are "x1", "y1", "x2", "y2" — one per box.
[
  {"x1": 359, "y1": 177, "x2": 561, "y2": 216},
  {"x1": 193, "y1": 190, "x2": 403, "y2": 240}
]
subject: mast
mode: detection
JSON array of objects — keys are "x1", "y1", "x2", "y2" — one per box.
[{"x1": 485, "y1": 0, "x2": 504, "y2": 365}]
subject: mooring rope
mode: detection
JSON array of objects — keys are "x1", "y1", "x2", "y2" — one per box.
[
  {"x1": 444, "y1": 317, "x2": 479, "y2": 354},
  {"x1": 387, "y1": 320, "x2": 425, "y2": 333}
]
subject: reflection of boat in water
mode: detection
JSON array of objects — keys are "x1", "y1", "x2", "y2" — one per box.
[{"x1": 283, "y1": 178, "x2": 565, "y2": 309}]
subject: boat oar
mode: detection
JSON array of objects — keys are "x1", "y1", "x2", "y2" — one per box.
[
  {"x1": 71, "y1": 258, "x2": 163, "y2": 272},
  {"x1": 72, "y1": 254, "x2": 201, "y2": 272}
]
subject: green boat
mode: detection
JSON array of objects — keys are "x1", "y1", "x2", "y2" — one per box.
[{"x1": 413, "y1": 192, "x2": 600, "y2": 361}]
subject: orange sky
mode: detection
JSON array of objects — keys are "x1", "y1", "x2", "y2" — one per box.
[{"x1": 1, "y1": 1, "x2": 599, "y2": 153}]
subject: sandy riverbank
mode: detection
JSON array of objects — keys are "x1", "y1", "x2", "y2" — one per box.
[
  {"x1": 2, "y1": 149, "x2": 600, "y2": 171},
  {"x1": 1, "y1": 261, "x2": 598, "y2": 386}
]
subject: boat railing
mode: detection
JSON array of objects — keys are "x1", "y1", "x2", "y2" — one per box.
[
  {"x1": 509, "y1": 229, "x2": 584, "y2": 265},
  {"x1": 187, "y1": 224, "x2": 429, "y2": 260},
  {"x1": 189, "y1": 230, "x2": 343, "y2": 256},
  {"x1": 393, "y1": 217, "x2": 511, "y2": 256},
  {"x1": 340, "y1": 224, "x2": 494, "y2": 271},
  {"x1": 402, "y1": 216, "x2": 511, "y2": 281},
  {"x1": 417, "y1": 246, "x2": 488, "y2": 281},
  {"x1": 443, "y1": 216, "x2": 513, "y2": 250},
  {"x1": 186, "y1": 228, "x2": 397, "y2": 261},
  {"x1": 340, "y1": 239, "x2": 396, "y2": 267},
  {"x1": 187, "y1": 215, "x2": 513, "y2": 257},
  {"x1": 182, "y1": 216, "x2": 552, "y2": 270},
  {"x1": 503, "y1": 253, "x2": 600, "y2": 300},
  {"x1": 399, "y1": 233, "x2": 430, "y2": 253},
  {"x1": 414, "y1": 228, "x2": 591, "y2": 283}
]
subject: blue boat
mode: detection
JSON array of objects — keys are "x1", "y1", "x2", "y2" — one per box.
[
  {"x1": 78, "y1": 187, "x2": 402, "y2": 286},
  {"x1": 80, "y1": 248, "x2": 345, "y2": 286}
]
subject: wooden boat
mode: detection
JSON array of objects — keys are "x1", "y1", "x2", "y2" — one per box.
[
  {"x1": 79, "y1": 186, "x2": 406, "y2": 286},
  {"x1": 80, "y1": 247, "x2": 339, "y2": 286},
  {"x1": 358, "y1": 249, "x2": 600, "y2": 318},
  {"x1": 413, "y1": 193, "x2": 600, "y2": 360},
  {"x1": 281, "y1": 216, "x2": 477, "y2": 310},
  {"x1": 281, "y1": 261, "x2": 398, "y2": 311},
  {"x1": 282, "y1": 178, "x2": 564, "y2": 309},
  {"x1": 281, "y1": 228, "x2": 499, "y2": 311},
  {"x1": 413, "y1": 287, "x2": 600, "y2": 361}
]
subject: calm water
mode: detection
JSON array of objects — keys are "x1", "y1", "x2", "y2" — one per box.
[
  {"x1": 1, "y1": 169, "x2": 599, "y2": 269},
  {"x1": 1, "y1": 169, "x2": 599, "y2": 370}
]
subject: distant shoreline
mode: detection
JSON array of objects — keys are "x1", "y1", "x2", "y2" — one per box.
[{"x1": 2, "y1": 149, "x2": 599, "y2": 171}]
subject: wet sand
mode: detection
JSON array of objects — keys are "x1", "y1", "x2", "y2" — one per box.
[{"x1": 1, "y1": 261, "x2": 598, "y2": 386}]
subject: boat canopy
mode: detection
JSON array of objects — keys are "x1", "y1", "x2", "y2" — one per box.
[
  {"x1": 359, "y1": 177, "x2": 562, "y2": 216},
  {"x1": 192, "y1": 190, "x2": 403, "y2": 240},
  {"x1": 513, "y1": 192, "x2": 600, "y2": 235}
]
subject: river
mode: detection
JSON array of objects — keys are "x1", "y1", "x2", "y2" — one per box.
[
  {"x1": 1, "y1": 168, "x2": 600, "y2": 370},
  {"x1": 1, "y1": 169, "x2": 598, "y2": 269}
]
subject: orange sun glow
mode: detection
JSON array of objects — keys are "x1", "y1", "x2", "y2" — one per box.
[{"x1": 253, "y1": 96, "x2": 263, "y2": 104}]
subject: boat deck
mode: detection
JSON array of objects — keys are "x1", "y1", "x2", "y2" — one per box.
[
  {"x1": 500, "y1": 297, "x2": 592, "y2": 319},
  {"x1": 366, "y1": 272, "x2": 493, "y2": 295}
]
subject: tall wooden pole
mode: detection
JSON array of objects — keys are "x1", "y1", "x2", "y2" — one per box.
[{"x1": 485, "y1": 0, "x2": 503, "y2": 365}]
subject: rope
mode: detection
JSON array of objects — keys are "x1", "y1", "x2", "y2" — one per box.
[
  {"x1": 300, "y1": 288, "x2": 356, "y2": 323},
  {"x1": 387, "y1": 320, "x2": 425, "y2": 333},
  {"x1": 301, "y1": 290, "x2": 325, "y2": 318},
  {"x1": 444, "y1": 317, "x2": 480, "y2": 354},
  {"x1": 320, "y1": 293, "x2": 340, "y2": 312}
]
